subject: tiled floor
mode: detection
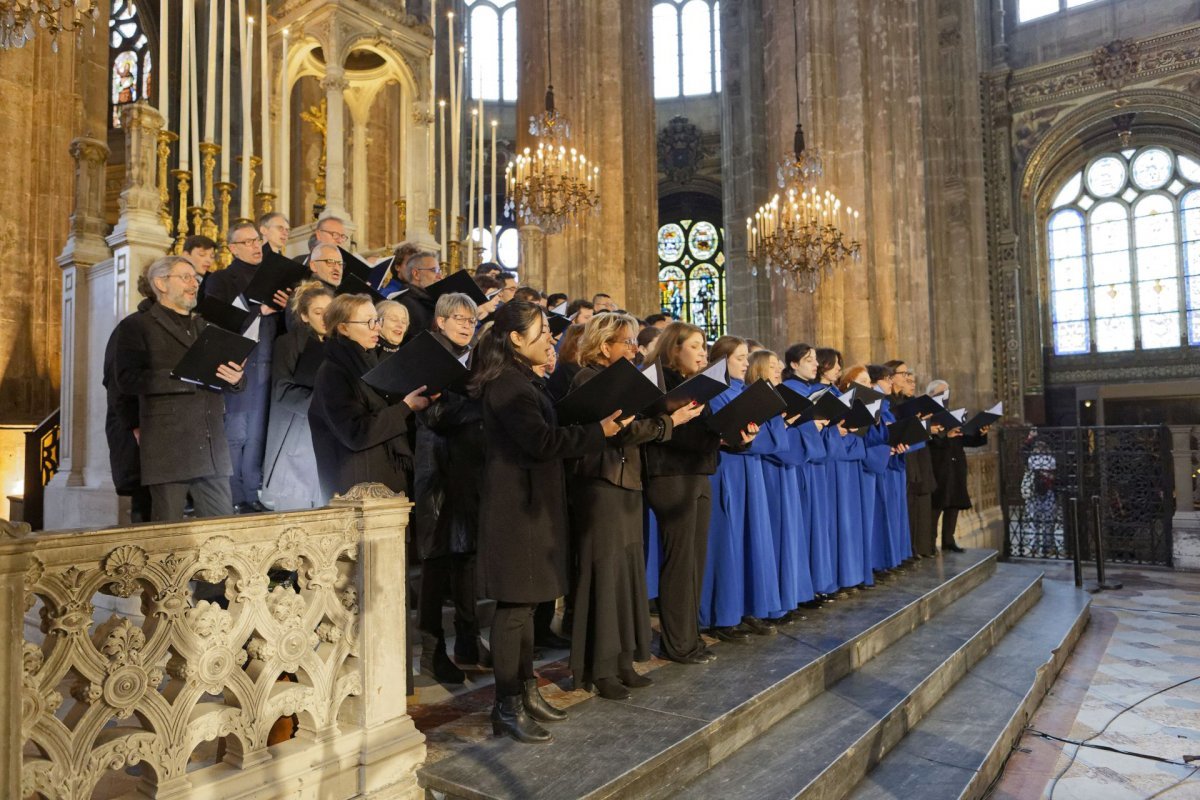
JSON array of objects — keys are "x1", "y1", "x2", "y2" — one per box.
[{"x1": 991, "y1": 561, "x2": 1200, "y2": 800}]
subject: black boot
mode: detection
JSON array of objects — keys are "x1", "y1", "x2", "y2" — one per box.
[
  {"x1": 420, "y1": 634, "x2": 465, "y2": 685},
  {"x1": 492, "y1": 694, "x2": 552, "y2": 743},
  {"x1": 522, "y1": 678, "x2": 568, "y2": 722},
  {"x1": 943, "y1": 540, "x2": 965, "y2": 553}
]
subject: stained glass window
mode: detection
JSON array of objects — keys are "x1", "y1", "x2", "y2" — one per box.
[
  {"x1": 1018, "y1": 0, "x2": 1103, "y2": 23},
  {"x1": 652, "y1": 0, "x2": 721, "y2": 99},
  {"x1": 1046, "y1": 146, "x2": 1200, "y2": 354},
  {"x1": 109, "y1": 0, "x2": 150, "y2": 128},
  {"x1": 657, "y1": 218, "x2": 726, "y2": 339},
  {"x1": 469, "y1": 225, "x2": 519, "y2": 273},
  {"x1": 466, "y1": 0, "x2": 517, "y2": 102}
]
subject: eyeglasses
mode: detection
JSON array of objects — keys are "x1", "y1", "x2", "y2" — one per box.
[
  {"x1": 345, "y1": 317, "x2": 383, "y2": 330},
  {"x1": 314, "y1": 258, "x2": 344, "y2": 268},
  {"x1": 412, "y1": 264, "x2": 442, "y2": 274},
  {"x1": 613, "y1": 338, "x2": 638, "y2": 347},
  {"x1": 893, "y1": 370, "x2": 913, "y2": 377},
  {"x1": 317, "y1": 229, "x2": 349, "y2": 243},
  {"x1": 167, "y1": 272, "x2": 199, "y2": 283},
  {"x1": 445, "y1": 314, "x2": 475, "y2": 325},
  {"x1": 231, "y1": 236, "x2": 263, "y2": 246}
]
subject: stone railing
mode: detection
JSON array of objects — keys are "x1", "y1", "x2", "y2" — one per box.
[{"x1": 1, "y1": 484, "x2": 424, "y2": 800}]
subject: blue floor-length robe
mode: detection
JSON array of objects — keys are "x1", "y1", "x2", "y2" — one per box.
[
  {"x1": 859, "y1": 421, "x2": 893, "y2": 578},
  {"x1": 700, "y1": 380, "x2": 781, "y2": 628},
  {"x1": 765, "y1": 418, "x2": 817, "y2": 609},
  {"x1": 783, "y1": 378, "x2": 838, "y2": 595},
  {"x1": 644, "y1": 503, "x2": 661, "y2": 599},
  {"x1": 878, "y1": 399, "x2": 913, "y2": 563},
  {"x1": 825, "y1": 403, "x2": 868, "y2": 589}
]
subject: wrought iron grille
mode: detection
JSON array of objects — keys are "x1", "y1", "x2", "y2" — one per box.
[{"x1": 998, "y1": 425, "x2": 1173, "y2": 566}]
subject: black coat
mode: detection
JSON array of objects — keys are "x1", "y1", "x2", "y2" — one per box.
[
  {"x1": 201, "y1": 258, "x2": 278, "y2": 416},
  {"x1": 103, "y1": 298, "x2": 154, "y2": 494},
  {"x1": 929, "y1": 431, "x2": 988, "y2": 510},
  {"x1": 113, "y1": 302, "x2": 240, "y2": 485},
  {"x1": 393, "y1": 280, "x2": 435, "y2": 343},
  {"x1": 414, "y1": 333, "x2": 482, "y2": 559},
  {"x1": 643, "y1": 367, "x2": 721, "y2": 478},
  {"x1": 261, "y1": 325, "x2": 324, "y2": 510},
  {"x1": 477, "y1": 362, "x2": 606, "y2": 603},
  {"x1": 308, "y1": 336, "x2": 414, "y2": 503},
  {"x1": 545, "y1": 360, "x2": 581, "y2": 403}
]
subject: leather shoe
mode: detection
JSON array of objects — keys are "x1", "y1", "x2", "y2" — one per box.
[
  {"x1": 534, "y1": 630, "x2": 571, "y2": 650},
  {"x1": 522, "y1": 678, "x2": 567, "y2": 722},
  {"x1": 740, "y1": 616, "x2": 777, "y2": 636},
  {"x1": 492, "y1": 695, "x2": 552, "y2": 743},
  {"x1": 618, "y1": 668, "x2": 653, "y2": 689},
  {"x1": 943, "y1": 541, "x2": 965, "y2": 553},
  {"x1": 591, "y1": 677, "x2": 631, "y2": 701},
  {"x1": 710, "y1": 625, "x2": 750, "y2": 642}
]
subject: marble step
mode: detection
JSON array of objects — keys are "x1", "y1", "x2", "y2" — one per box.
[
  {"x1": 679, "y1": 563, "x2": 1044, "y2": 800},
  {"x1": 846, "y1": 579, "x2": 1091, "y2": 800},
  {"x1": 417, "y1": 549, "x2": 998, "y2": 800}
]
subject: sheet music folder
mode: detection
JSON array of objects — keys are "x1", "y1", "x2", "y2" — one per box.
[
  {"x1": 888, "y1": 415, "x2": 929, "y2": 447},
  {"x1": 170, "y1": 325, "x2": 258, "y2": 390},
  {"x1": 243, "y1": 249, "x2": 310, "y2": 308},
  {"x1": 360, "y1": 330, "x2": 469, "y2": 398},
  {"x1": 555, "y1": 358, "x2": 664, "y2": 425},
  {"x1": 705, "y1": 379, "x2": 787, "y2": 444},
  {"x1": 644, "y1": 358, "x2": 729, "y2": 415}
]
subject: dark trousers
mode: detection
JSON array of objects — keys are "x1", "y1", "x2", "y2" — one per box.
[
  {"x1": 149, "y1": 475, "x2": 233, "y2": 522},
  {"x1": 908, "y1": 490, "x2": 935, "y2": 557},
  {"x1": 127, "y1": 485, "x2": 153, "y2": 523},
  {"x1": 646, "y1": 474, "x2": 711, "y2": 660},
  {"x1": 418, "y1": 553, "x2": 478, "y2": 642},
  {"x1": 933, "y1": 507, "x2": 960, "y2": 547},
  {"x1": 491, "y1": 602, "x2": 536, "y2": 697},
  {"x1": 225, "y1": 407, "x2": 268, "y2": 506}
]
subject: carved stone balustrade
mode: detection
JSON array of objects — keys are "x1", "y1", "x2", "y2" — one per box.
[{"x1": 1, "y1": 483, "x2": 425, "y2": 800}]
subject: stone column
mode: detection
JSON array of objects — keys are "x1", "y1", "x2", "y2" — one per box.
[
  {"x1": 322, "y1": 68, "x2": 351, "y2": 224},
  {"x1": 350, "y1": 107, "x2": 370, "y2": 245}
]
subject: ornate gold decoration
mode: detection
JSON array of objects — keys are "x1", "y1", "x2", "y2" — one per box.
[
  {"x1": 170, "y1": 169, "x2": 191, "y2": 254},
  {"x1": 256, "y1": 192, "x2": 276, "y2": 217},
  {"x1": 199, "y1": 142, "x2": 220, "y2": 242},
  {"x1": 156, "y1": 130, "x2": 177, "y2": 233},
  {"x1": 427, "y1": 207, "x2": 439, "y2": 237},
  {"x1": 214, "y1": 181, "x2": 235, "y2": 268},
  {"x1": 300, "y1": 98, "x2": 329, "y2": 217},
  {"x1": 0, "y1": 0, "x2": 97, "y2": 51},
  {"x1": 395, "y1": 198, "x2": 407, "y2": 240}
]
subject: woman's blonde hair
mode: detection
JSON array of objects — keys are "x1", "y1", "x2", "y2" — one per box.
[
  {"x1": 376, "y1": 298, "x2": 409, "y2": 322},
  {"x1": 289, "y1": 279, "x2": 334, "y2": 318},
  {"x1": 643, "y1": 321, "x2": 705, "y2": 373},
  {"x1": 574, "y1": 312, "x2": 639, "y2": 366},
  {"x1": 746, "y1": 349, "x2": 779, "y2": 385},
  {"x1": 324, "y1": 294, "x2": 374, "y2": 337}
]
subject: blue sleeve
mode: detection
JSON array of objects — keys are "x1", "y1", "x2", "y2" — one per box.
[
  {"x1": 863, "y1": 443, "x2": 891, "y2": 474},
  {"x1": 774, "y1": 426, "x2": 809, "y2": 466},
  {"x1": 745, "y1": 415, "x2": 784, "y2": 455},
  {"x1": 798, "y1": 421, "x2": 827, "y2": 463},
  {"x1": 842, "y1": 434, "x2": 866, "y2": 462}
]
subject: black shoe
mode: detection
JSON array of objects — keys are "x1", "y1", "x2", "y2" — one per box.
[
  {"x1": 420, "y1": 635, "x2": 465, "y2": 685},
  {"x1": 943, "y1": 541, "x2": 965, "y2": 553},
  {"x1": 618, "y1": 668, "x2": 653, "y2": 689},
  {"x1": 710, "y1": 625, "x2": 751, "y2": 642},
  {"x1": 741, "y1": 616, "x2": 778, "y2": 636},
  {"x1": 534, "y1": 630, "x2": 571, "y2": 650},
  {"x1": 591, "y1": 677, "x2": 631, "y2": 701},
  {"x1": 663, "y1": 648, "x2": 715, "y2": 665},
  {"x1": 248, "y1": 500, "x2": 268, "y2": 513},
  {"x1": 492, "y1": 695, "x2": 552, "y2": 743},
  {"x1": 522, "y1": 678, "x2": 568, "y2": 722},
  {"x1": 233, "y1": 502, "x2": 255, "y2": 514}
]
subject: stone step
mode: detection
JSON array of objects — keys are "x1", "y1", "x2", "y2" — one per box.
[
  {"x1": 846, "y1": 579, "x2": 1091, "y2": 800},
  {"x1": 416, "y1": 549, "x2": 998, "y2": 800},
  {"x1": 678, "y1": 563, "x2": 1044, "y2": 800}
]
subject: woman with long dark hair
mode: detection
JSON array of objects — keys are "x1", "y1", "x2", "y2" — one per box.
[
  {"x1": 471, "y1": 301, "x2": 626, "y2": 744},
  {"x1": 567, "y1": 313, "x2": 703, "y2": 699},
  {"x1": 642, "y1": 322, "x2": 723, "y2": 664}
]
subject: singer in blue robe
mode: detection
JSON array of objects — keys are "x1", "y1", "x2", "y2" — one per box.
[
  {"x1": 782, "y1": 377, "x2": 838, "y2": 596},
  {"x1": 878, "y1": 398, "x2": 913, "y2": 564},
  {"x1": 824, "y1": 388, "x2": 868, "y2": 589},
  {"x1": 644, "y1": 504, "x2": 661, "y2": 599},
  {"x1": 860, "y1": 421, "x2": 893, "y2": 577},
  {"x1": 764, "y1": 418, "x2": 816, "y2": 610},
  {"x1": 700, "y1": 379, "x2": 781, "y2": 629}
]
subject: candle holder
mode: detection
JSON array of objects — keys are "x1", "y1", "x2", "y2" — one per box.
[
  {"x1": 190, "y1": 206, "x2": 206, "y2": 243},
  {"x1": 456, "y1": 215, "x2": 467, "y2": 244},
  {"x1": 256, "y1": 191, "x2": 276, "y2": 218},
  {"x1": 448, "y1": 239, "x2": 461, "y2": 274},
  {"x1": 215, "y1": 181, "x2": 235, "y2": 269},
  {"x1": 157, "y1": 130, "x2": 178, "y2": 234},
  {"x1": 170, "y1": 169, "x2": 192, "y2": 253},
  {"x1": 236, "y1": 155, "x2": 262, "y2": 219},
  {"x1": 199, "y1": 142, "x2": 220, "y2": 214},
  {"x1": 428, "y1": 208, "x2": 439, "y2": 237},
  {"x1": 395, "y1": 198, "x2": 407, "y2": 240}
]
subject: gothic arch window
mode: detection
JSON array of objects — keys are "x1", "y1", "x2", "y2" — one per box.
[
  {"x1": 109, "y1": 0, "x2": 151, "y2": 128},
  {"x1": 1017, "y1": 0, "x2": 1105, "y2": 24},
  {"x1": 652, "y1": 0, "x2": 721, "y2": 99},
  {"x1": 658, "y1": 218, "x2": 726, "y2": 339},
  {"x1": 1047, "y1": 145, "x2": 1200, "y2": 355},
  {"x1": 466, "y1": 0, "x2": 517, "y2": 102}
]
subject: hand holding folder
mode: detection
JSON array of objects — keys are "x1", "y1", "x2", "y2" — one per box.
[
  {"x1": 361, "y1": 330, "x2": 470, "y2": 398},
  {"x1": 705, "y1": 379, "x2": 787, "y2": 444},
  {"x1": 170, "y1": 325, "x2": 258, "y2": 390},
  {"x1": 556, "y1": 358, "x2": 664, "y2": 425}
]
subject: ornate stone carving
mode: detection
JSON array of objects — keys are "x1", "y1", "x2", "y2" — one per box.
[
  {"x1": 657, "y1": 116, "x2": 711, "y2": 185},
  {"x1": 1, "y1": 518, "x2": 32, "y2": 538},
  {"x1": 332, "y1": 482, "x2": 398, "y2": 502},
  {"x1": 102, "y1": 544, "x2": 148, "y2": 597},
  {"x1": 1092, "y1": 39, "x2": 1141, "y2": 90}
]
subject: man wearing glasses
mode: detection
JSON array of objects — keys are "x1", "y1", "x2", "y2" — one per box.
[
  {"x1": 114, "y1": 256, "x2": 245, "y2": 521},
  {"x1": 393, "y1": 249, "x2": 443, "y2": 343},
  {"x1": 202, "y1": 221, "x2": 289, "y2": 513},
  {"x1": 257, "y1": 211, "x2": 291, "y2": 255},
  {"x1": 308, "y1": 242, "x2": 344, "y2": 289}
]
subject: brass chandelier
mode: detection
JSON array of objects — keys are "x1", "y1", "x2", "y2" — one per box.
[
  {"x1": 748, "y1": 0, "x2": 861, "y2": 293},
  {"x1": 0, "y1": 0, "x2": 97, "y2": 51},
  {"x1": 504, "y1": 0, "x2": 599, "y2": 235}
]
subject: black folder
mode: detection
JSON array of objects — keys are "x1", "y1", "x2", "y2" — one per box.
[
  {"x1": 645, "y1": 358, "x2": 729, "y2": 415},
  {"x1": 196, "y1": 295, "x2": 252, "y2": 333},
  {"x1": 548, "y1": 312, "x2": 573, "y2": 338},
  {"x1": 336, "y1": 272, "x2": 388, "y2": 305},
  {"x1": 425, "y1": 269, "x2": 489, "y2": 306},
  {"x1": 361, "y1": 330, "x2": 469, "y2": 398},
  {"x1": 292, "y1": 339, "x2": 327, "y2": 388},
  {"x1": 960, "y1": 403, "x2": 1003, "y2": 436},
  {"x1": 887, "y1": 415, "x2": 929, "y2": 447},
  {"x1": 170, "y1": 325, "x2": 258, "y2": 390},
  {"x1": 339, "y1": 247, "x2": 374, "y2": 286},
  {"x1": 776, "y1": 383, "x2": 814, "y2": 420},
  {"x1": 705, "y1": 379, "x2": 787, "y2": 444},
  {"x1": 809, "y1": 388, "x2": 852, "y2": 424},
  {"x1": 892, "y1": 393, "x2": 945, "y2": 420},
  {"x1": 843, "y1": 399, "x2": 880, "y2": 431},
  {"x1": 243, "y1": 250, "x2": 310, "y2": 308},
  {"x1": 930, "y1": 407, "x2": 967, "y2": 432},
  {"x1": 555, "y1": 357, "x2": 665, "y2": 425},
  {"x1": 850, "y1": 383, "x2": 887, "y2": 405}
]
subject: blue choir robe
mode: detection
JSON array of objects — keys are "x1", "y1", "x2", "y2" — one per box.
[
  {"x1": 860, "y1": 421, "x2": 893, "y2": 577},
  {"x1": 644, "y1": 504, "x2": 661, "y2": 599},
  {"x1": 878, "y1": 398, "x2": 913, "y2": 563},
  {"x1": 825, "y1": 407, "x2": 868, "y2": 589},
  {"x1": 767, "y1": 419, "x2": 817, "y2": 608},
  {"x1": 700, "y1": 380, "x2": 781, "y2": 628},
  {"x1": 783, "y1": 378, "x2": 838, "y2": 595}
]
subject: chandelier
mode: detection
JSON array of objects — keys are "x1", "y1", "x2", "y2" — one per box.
[
  {"x1": 504, "y1": 0, "x2": 599, "y2": 235},
  {"x1": 0, "y1": 0, "x2": 97, "y2": 51},
  {"x1": 749, "y1": 0, "x2": 862, "y2": 293}
]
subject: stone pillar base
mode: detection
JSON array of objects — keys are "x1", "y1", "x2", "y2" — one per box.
[
  {"x1": 1172, "y1": 511, "x2": 1200, "y2": 571},
  {"x1": 42, "y1": 482, "x2": 120, "y2": 529}
]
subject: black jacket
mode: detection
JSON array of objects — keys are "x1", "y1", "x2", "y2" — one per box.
[
  {"x1": 477, "y1": 362, "x2": 606, "y2": 603},
  {"x1": 568, "y1": 363, "x2": 673, "y2": 491},
  {"x1": 103, "y1": 298, "x2": 154, "y2": 494},
  {"x1": 393, "y1": 280, "x2": 435, "y2": 343},
  {"x1": 892, "y1": 393, "x2": 937, "y2": 495},
  {"x1": 308, "y1": 336, "x2": 414, "y2": 502},
  {"x1": 546, "y1": 360, "x2": 581, "y2": 403},
  {"x1": 643, "y1": 367, "x2": 721, "y2": 478},
  {"x1": 930, "y1": 431, "x2": 988, "y2": 509},
  {"x1": 114, "y1": 302, "x2": 241, "y2": 485},
  {"x1": 414, "y1": 333, "x2": 482, "y2": 559}
]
